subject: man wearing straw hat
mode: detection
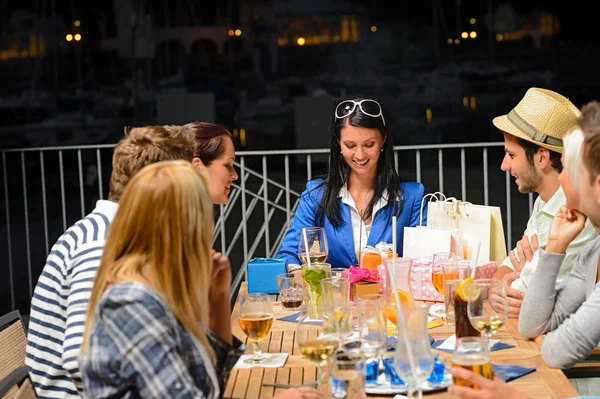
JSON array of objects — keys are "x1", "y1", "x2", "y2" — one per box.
[{"x1": 492, "y1": 88, "x2": 597, "y2": 318}]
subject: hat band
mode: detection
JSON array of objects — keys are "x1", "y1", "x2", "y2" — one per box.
[{"x1": 507, "y1": 109, "x2": 563, "y2": 147}]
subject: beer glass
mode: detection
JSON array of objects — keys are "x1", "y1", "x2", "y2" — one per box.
[
  {"x1": 468, "y1": 279, "x2": 508, "y2": 349},
  {"x1": 452, "y1": 337, "x2": 494, "y2": 388},
  {"x1": 238, "y1": 293, "x2": 274, "y2": 364},
  {"x1": 298, "y1": 226, "x2": 329, "y2": 264}
]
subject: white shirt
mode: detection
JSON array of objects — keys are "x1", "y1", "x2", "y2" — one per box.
[
  {"x1": 338, "y1": 184, "x2": 388, "y2": 257},
  {"x1": 501, "y1": 186, "x2": 597, "y2": 291}
]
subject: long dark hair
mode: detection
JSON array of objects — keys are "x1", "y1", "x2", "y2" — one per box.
[{"x1": 315, "y1": 98, "x2": 404, "y2": 228}]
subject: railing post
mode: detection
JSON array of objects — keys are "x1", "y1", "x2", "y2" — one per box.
[
  {"x1": 240, "y1": 157, "x2": 248, "y2": 282},
  {"x1": 460, "y1": 148, "x2": 466, "y2": 201},
  {"x1": 21, "y1": 152, "x2": 32, "y2": 297},
  {"x1": 262, "y1": 156, "x2": 270, "y2": 256},
  {"x1": 40, "y1": 151, "x2": 49, "y2": 254},
  {"x1": 3, "y1": 152, "x2": 15, "y2": 309}
]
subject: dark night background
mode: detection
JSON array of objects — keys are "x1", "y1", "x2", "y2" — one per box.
[{"x1": 0, "y1": 0, "x2": 599, "y2": 316}]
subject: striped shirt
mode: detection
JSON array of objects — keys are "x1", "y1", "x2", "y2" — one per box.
[{"x1": 25, "y1": 200, "x2": 119, "y2": 398}]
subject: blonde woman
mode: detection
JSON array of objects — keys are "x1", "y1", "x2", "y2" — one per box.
[
  {"x1": 79, "y1": 161, "x2": 323, "y2": 399},
  {"x1": 79, "y1": 160, "x2": 236, "y2": 398}
]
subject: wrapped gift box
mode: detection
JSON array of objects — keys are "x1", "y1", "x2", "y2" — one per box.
[
  {"x1": 247, "y1": 258, "x2": 288, "y2": 294},
  {"x1": 351, "y1": 281, "x2": 381, "y2": 301}
]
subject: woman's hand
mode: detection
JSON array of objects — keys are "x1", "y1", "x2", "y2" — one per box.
[
  {"x1": 210, "y1": 250, "x2": 232, "y2": 298},
  {"x1": 448, "y1": 367, "x2": 530, "y2": 399},
  {"x1": 546, "y1": 206, "x2": 587, "y2": 254}
]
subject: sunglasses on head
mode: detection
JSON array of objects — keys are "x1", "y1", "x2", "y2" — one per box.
[{"x1": 334, "y1": 99, "x2": 386, "y2": 127}]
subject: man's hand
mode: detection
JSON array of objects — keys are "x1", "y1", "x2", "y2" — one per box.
[
  {"x1": 273, "y1": 388, "x2": 324, "y2": 399},
  {"x1": 448, "y1": 367, "x2": 531, "y2": 399},
  {"x1": 509, "y1": 234, "x2": 539, "y2": 272},
  {"x1": 210, "y1": 250, "x2": 232, "y2": 298},
  {"x1": 546, "y1": 206, "x2": 586, "y2": 254},
  {"x1": 492, "y1": 272, "x2": 523, "y2": 318}
]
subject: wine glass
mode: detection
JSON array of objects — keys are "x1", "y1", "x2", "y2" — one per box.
[
  {"x1": 467, "y1": 278, "x2": 508, "y2": 350},
  {"x1": 431, "y1": 252, "x2": 458, "y2": 296},
  {"x1": 298, "y1": 227, "x2": 329, "y2": 264},
  {"x1": 238, "y1": 293, "x2": 274, "y2": 364},
  {"x1": 393, "y1": 303, "x2": 434, "y2": 399},
  {"x1": 296, "y1": 306, "x2": 339, "y2": 388}
]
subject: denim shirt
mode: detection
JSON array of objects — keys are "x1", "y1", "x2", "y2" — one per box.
[{"x1": 81, "y1": 282, "x2": 243, "y2": 398}]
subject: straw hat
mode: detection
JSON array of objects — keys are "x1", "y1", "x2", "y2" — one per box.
[{"x1": 493, "y1": 88, "x2": 581, "y2": 153}]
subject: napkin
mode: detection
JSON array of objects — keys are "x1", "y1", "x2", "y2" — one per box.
[
  {"x1": 432, "y1": 334, "x2": 514, "y2": 353},
  {"x1": 278, "y1": 312, "x2": 322, "y2": 325},
  {"x1": 233, "y1": 353, "x2": 289, "y2": 369},
  {"x1": 429, "y1": 303, "x2": 445, "y2": 318},
  {"x1": 491, "y1": 364, "x2": 535, "y2": 382}
]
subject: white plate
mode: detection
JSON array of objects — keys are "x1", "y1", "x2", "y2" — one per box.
[{"x1": 364, "y1": 371, "x2": 452, "y2": 395}]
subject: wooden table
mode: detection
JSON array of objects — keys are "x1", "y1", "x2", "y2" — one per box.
[{"x1": 225, "y1": 283, "x2": 578, "y2": 398}]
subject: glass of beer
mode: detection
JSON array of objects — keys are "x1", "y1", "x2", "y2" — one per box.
[
  {"x1": 297, "y1": 306, "x2": 339, "y2": 388},
  {"x1": 277, "y1": 273, "x2": 303, "y2": 310},
  {"x1": 452, "y1": 337, "x2": 494, "y2": 388},
  {"x1": 431, "y1": 252, "x2": 458, "y2": 295},
  {"x1": 298, "y1": 226, "x2": 329, "y2": 264},
  {"x1": 453, "y1": 278, "x2": 480, "y2": 339},
  {"x1": 238, "y1": 293, "x2": 274, "y2": 364},
  {"x1": 468, "y1": 278, "x2": 508, "y2": 349}
]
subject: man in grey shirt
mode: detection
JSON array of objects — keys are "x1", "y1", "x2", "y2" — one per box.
[{"x1": 519, "y1": 102, "x2": 600, "y2": 370}]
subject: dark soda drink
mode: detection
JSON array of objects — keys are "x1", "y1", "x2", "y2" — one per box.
[{"x1": 454, "y1": 291, "x2": 480, "y2": 338}]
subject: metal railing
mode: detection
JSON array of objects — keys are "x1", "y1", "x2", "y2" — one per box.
[{"x1": 0, "y1": 141, "x2": 533, "y2": 313}]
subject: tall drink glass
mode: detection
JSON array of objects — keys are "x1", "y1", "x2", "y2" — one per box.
[
  {"x1": 453, "y1": 278, "x2": 480, "y2": 338},
  {"x1": 452, "y1": 337, "x2": 494, "y2": 388},
  {"x1": 301, "y1": 263, "x2": 332, "y2": 319}
]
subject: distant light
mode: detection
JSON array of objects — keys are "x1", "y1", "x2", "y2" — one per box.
[
  {"x1": 370, "y1": 25, "x2": 377, "y2": 33},
  {"x1": 463, "y1": 96, "x2": 469, "y2": 107},
  {"x1": 252, "y1": 15, "x2": 259, "y2": 21},
  {"x1": 240, "y1": 128, "x2": 246, "y2": 147},
  {"x1": 66, "y1": 34, "x2": 73, "y2": 42},
  {"x1": 470, "y1": 18, "x2": 476, "y2": 25},
  {"x1": 454, "y1": 38, "x2": 460, "y2": 44},
  {"x1": 234, "y1": 29, "x2": 242, "y2": 36},
  {"x1": 425, "y1": 108, "x2": 433, "y2": 124},
  {"x1": 461, "y1": 31, "x2": 468, "y2": 39},
  {"x1": 496, "y1": 34, "x2": 503, "y2": 41},
  {"x1": 447, "y1": 38, "x2": 453, "y2": 44},
  {"x1": 74, "y1": 33, "x2": 82, "y2": 41},
  {"x1": 74, "y1": 20, "x2": 81, "y2": 27},
  {"x1": 470, "y1": 96, "x2": 477, "y2": 110},
  {"x1": 228, "y1": 29, "x2": 234, "y2": 36},
  {"x1": 470, "y1": 31, "x2": 477, "y2": 39},
  {"x1": 297, "y1": 37, "x2": 306, "y2": 46}
]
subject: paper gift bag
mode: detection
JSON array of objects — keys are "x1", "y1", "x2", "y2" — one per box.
[
  {"x1": 403, "y1": 192, "x2": 463, "y2": 260},
  {"x1": 428, "y1": 198, "x2": 507, "y2": 263}
]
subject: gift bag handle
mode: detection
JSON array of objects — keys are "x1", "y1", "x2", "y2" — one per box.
[
  {"x1": 443, "y1": 197, "x2": 473, "y2": 218},
  {"x1": 419, "y1": 192, "x2": 447, "y2": 227}
]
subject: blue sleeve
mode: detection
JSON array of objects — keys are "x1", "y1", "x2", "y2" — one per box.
[
  {"x1": 409, "y1": 183, "x2": 426, "y2": 227},
  {"x1": 276, "y1": 182, "x2": 319, "y2": 265}
]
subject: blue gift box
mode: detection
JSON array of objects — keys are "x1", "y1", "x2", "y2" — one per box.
[{"x1": 247, "y1": 258, "x2": 288, "y2": 294}]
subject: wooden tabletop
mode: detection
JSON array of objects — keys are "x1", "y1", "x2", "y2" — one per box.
[{"x1": 225, "y1": 283, "x2": 577, "y2": 398}]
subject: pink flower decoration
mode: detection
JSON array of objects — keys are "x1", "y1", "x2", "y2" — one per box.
[{"x1": 347, "y1": 266, "x2": 381, "y2": 284}]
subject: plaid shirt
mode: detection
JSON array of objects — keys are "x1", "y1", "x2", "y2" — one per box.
[{"x1": 81, "y1": 282, "x2": 243, "y2": 399}]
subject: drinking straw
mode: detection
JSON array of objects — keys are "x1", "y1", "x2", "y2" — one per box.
[
  {"x1": 302, "y1": 228, "x2": 311, "y2": 267},
  {"x1": 389, "y1": 216, "x2": 417, "y2": 378},
  {"x1": 469, "y1": 241, "x2": 482, "y2": 279}
]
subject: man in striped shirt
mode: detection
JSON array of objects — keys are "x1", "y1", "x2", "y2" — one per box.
[{"x1": 25, "y1": 125, "x2": 197, "y2": 398}]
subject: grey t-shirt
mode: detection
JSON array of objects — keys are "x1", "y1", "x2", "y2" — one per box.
[{"x1": 519, "y1": 236, "x2": 600, "y2": 369}]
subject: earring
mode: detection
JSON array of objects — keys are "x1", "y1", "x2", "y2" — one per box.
[
  {"x1": 381, "y1": 148, "x2": 384, "y2": 152},
  {"x1": 340, "y1": 151, "x2": 343, "y2": 154}
]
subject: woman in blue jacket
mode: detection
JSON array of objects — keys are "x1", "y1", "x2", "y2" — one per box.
[{"x1": 277, "y1": 98, "x2": 426, "y2": 269}]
